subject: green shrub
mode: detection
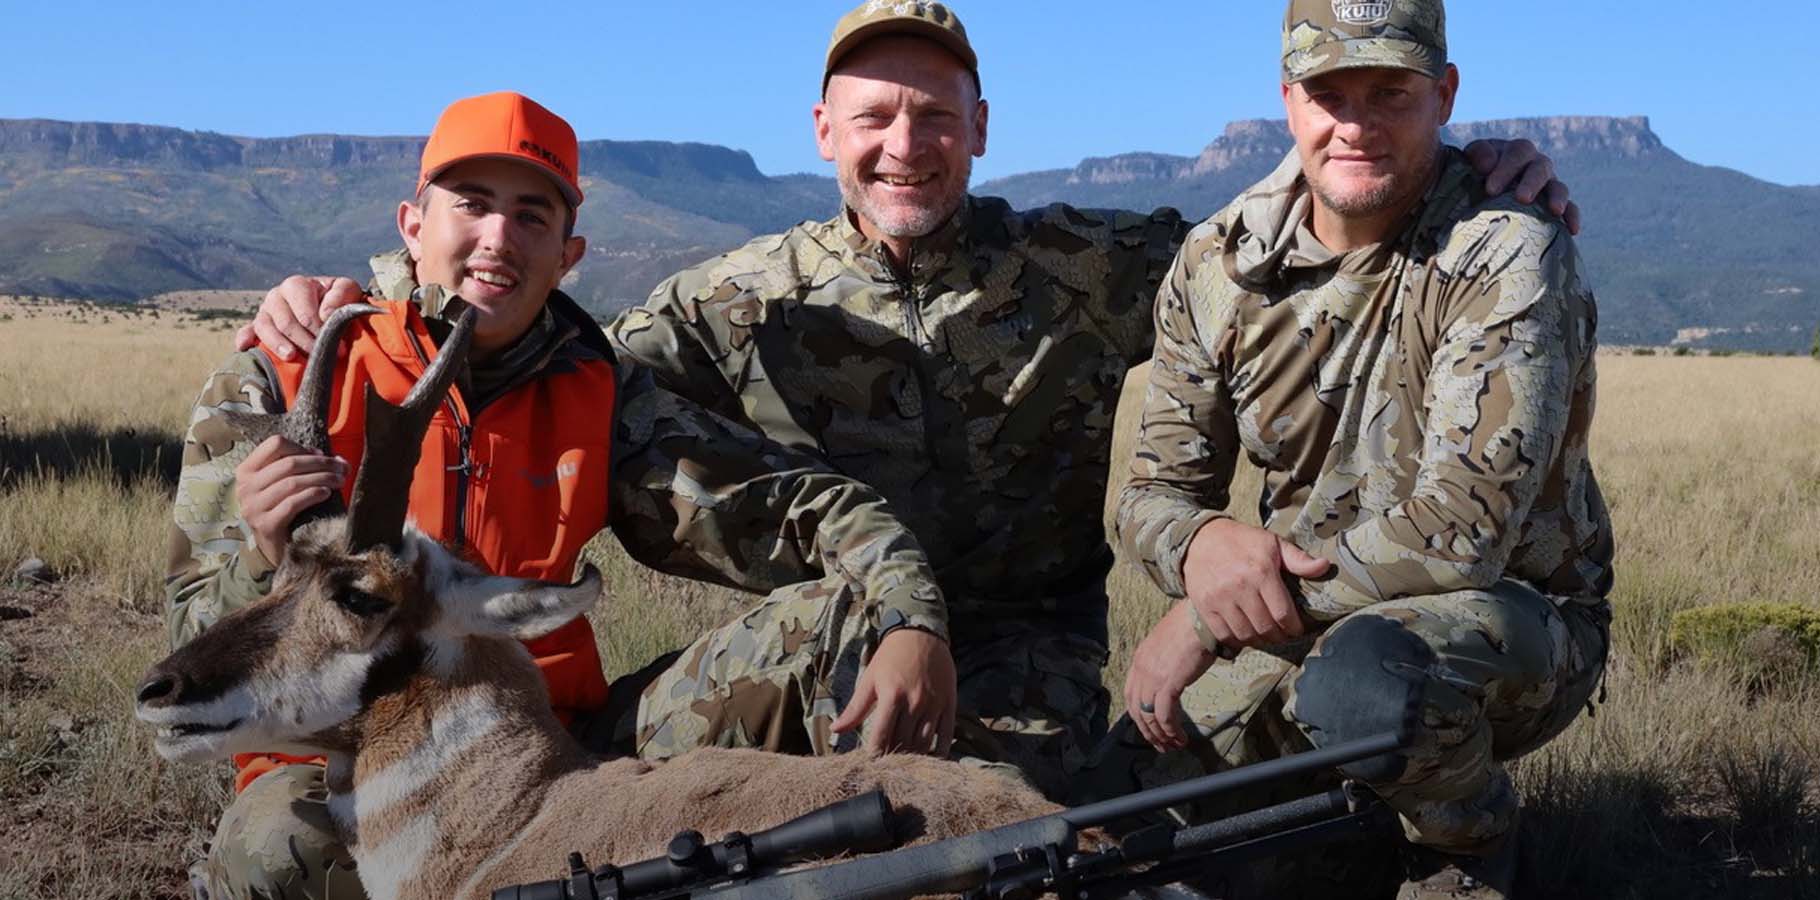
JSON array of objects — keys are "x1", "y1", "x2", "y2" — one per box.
[
  {"x1": 1669, "y1": 603, "x2": 1820, "y2": 684},
  {"x1": 1811, "y1": 324, "x2": 1819, "y2": 360},
  {"x1": 1632, "y1": 347, "x2": 1656, "y2": 356},
  {"x1": 1672, "y1": 346, "x2": 1693, "y2": 357}
]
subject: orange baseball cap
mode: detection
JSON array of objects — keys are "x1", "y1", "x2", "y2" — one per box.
[{"x1": 418, "y1": 91, "x2": 584, "y2": 208}]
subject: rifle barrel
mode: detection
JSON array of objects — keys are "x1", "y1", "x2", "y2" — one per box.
[{"x1": 1063, "y1": 730, "x2": 1402, "y2": 829}]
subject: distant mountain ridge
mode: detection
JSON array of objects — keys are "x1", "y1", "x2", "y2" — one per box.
[
  {"x1": 977, "y1": 115, "x2": 1818, "y2": 351},
  {"x1": 2, "y1": 115, "x2": 1815, "y2": 350},
  {"x1": 0, "y1": 118, "x2": 837, "y2": 309}
]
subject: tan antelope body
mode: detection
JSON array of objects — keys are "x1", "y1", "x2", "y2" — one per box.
[{"x1": 135, "y1": 304, "x2": 1063, "y2": 900}]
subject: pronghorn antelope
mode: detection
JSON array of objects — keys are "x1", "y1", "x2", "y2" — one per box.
[{"x1": 133, "y1": 304, "x2": 1065, "y2": 900}]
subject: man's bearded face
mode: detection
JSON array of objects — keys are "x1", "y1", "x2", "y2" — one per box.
[{"x1": 1285, "y1": 66, "x2": 1456, "y2": 223}]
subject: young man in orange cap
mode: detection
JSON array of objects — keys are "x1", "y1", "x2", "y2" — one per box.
[
  {"x1": 169, "y1": 85, "x2": 938, "y2": 900},
  {"x1": 166, "y1": 91, "x2": 615, "y2": 900}
]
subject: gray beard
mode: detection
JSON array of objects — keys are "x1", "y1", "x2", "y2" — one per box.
[
  {"x1": 1311, "y1": 142, "x2": 1438, "y2": 220},
  {"x1": 838, "y1": 156, "x2": 972, "y2": 240}
]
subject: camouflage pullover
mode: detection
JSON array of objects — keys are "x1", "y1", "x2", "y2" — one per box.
[
  {"x1": 1118, "y1": 148, "x2": 1614, "y2": 619},
  {"x1": 168, "y1": 251, "x2": 943, "y2": 652},
  {"x1": 609, "y1": 197, "x2": 1184, "y2": 643}
]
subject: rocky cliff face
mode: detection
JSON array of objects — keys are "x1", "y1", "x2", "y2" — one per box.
[
  {"x1": 1445, "y1": 115, "x2": 1672, "y2": 160},
  {"x1": 1053, "y1": 115, "x2": 1675, "y2": 186}
]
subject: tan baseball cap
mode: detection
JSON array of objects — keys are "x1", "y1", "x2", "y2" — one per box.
[
  {"x1": 823, "y1": 1, "x2": 979, "y2": 95},
  {"x1": 1282, "y1": 0, "x2": 1448, "y2": 84}
]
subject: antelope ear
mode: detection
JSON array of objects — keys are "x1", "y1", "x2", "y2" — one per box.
[{"x1": 438, "y1": 563, "x2": 604, "y2": 641}]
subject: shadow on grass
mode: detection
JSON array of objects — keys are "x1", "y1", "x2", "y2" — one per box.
[
  {"x1": 0, "y1": 421, "x2": 182, "y2": 490},
  {"x1": 1522, "y1": 761, "x2": 1819, "y2": 899}
]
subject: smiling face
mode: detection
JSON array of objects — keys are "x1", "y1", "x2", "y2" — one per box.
[
  {"x1": 398, "y1": 158, "x2": 586, "y2": 354},
  {"x1": 1283, "y1": 64, "x2": 1458, "y2": 234},
  {"x1": 814, "y1": 34, "x2": 987, "y2": 248}
]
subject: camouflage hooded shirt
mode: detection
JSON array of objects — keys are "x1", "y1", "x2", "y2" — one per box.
[
  {"x1": 1117, "y1": 148, "x2": 1613, "y2": 619},
  {"x1": 609, "y1": 197, "x2": 1184, "y2": 643}
]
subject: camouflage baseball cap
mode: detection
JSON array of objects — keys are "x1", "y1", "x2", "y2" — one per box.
[
  {"x1": 824, "y1": 1, "x2": 978, "y2": 95},
  {"x1": 1282, "y1": 0, "x2": 1448, "y2": 84}
]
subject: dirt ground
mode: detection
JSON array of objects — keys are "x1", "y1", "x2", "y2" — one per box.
[{"x1": 0, "y1": 579, "x2": 222, "y2": 899}]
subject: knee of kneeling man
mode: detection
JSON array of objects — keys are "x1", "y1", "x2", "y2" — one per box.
[
  {"x1": 1289, "y1": 614, "x2": 1434, "y2": 783},
  {"x1": 210, "y1": 766, "x2": 353, "y2": 895}
]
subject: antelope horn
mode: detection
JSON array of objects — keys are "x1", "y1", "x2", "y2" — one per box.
[
  {"x1": 220, "y1": 303, "x2": 384, "y2": 534},
  {"x1": 345, "y1": 305, "x2": 477, "y2": 553},
  {"x1": 284, "y1": 304, "x2": 386, "y2": 453}
]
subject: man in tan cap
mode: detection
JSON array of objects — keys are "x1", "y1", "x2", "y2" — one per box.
[
  {"x1": 1104, "y1": 1, "x2": 1611, "y2": 896},
  {"x1": 239, "y1": 2, "x2": 1577, "y2": 809}
]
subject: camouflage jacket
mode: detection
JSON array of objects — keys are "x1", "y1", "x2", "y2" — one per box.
[
  {"x1": 168, "y1": 252, "x2": 942, "y2": 651},
  {"x1": 609, "y1": 197, "x2": 1185, "y2": 644},
  {"x1": 1118, "y1": 148, "x2": 1614, "y2": 619}
]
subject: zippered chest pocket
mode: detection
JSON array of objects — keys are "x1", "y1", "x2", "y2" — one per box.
[{"x1": 461, "y1": 431, "x2": 612, "y2": 581}]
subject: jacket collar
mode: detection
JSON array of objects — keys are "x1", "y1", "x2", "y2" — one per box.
[{"x1": 836, "y1": 199, "x2": 973, "y2": 287}]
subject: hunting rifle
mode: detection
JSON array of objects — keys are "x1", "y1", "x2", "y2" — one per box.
[{"x1": 494, "y1": 728, "x2": 1407, "y2": 900}]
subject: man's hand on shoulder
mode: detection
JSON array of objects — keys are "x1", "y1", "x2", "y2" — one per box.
[
  {"x1": 831, "y1": 626, "x2": 957, "y2": 756},
  {"x1": 234, "y1": 435, "x2": 349, "y2": 566},
  {"x1": 232, "y1": 276, "x2": 365, "y2": 358},
  {"x1": 1462, "y1": 138, "x2": 1582, "y2": 236}
]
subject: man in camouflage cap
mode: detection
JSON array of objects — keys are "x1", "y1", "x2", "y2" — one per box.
[
  {"x1": 241, "y1": 1, "x2": 1576, "y2": 805},
  {"x1": 1097, "y1": 0, "x2": 1612, "y2": 896}
]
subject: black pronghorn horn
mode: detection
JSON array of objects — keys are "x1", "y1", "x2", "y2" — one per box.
[
  {"x1": 222, "y1": 303, "x2": 384, "y2": 534},
  {"x1": 344, "y1": 305, "x2": 477, "y2": 554}
]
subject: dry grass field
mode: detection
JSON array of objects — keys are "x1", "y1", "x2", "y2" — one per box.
[{"x1": 2, "y1": 295, "x2": 1816, "y2": 898}]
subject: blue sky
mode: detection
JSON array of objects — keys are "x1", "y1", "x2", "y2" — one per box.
[{"x1": 4, "y1": 1, "x2": 1812, "y2": 185}]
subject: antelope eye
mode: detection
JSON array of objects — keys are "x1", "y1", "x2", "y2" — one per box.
[{"x1": 336, "y1": 589, "x2": 392, "y2": 618}]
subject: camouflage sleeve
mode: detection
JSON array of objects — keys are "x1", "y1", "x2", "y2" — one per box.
[
  {"x1": 1294, "y1": 217, "x2": 1591, "y2": 619},
  {"x1": 607, "y1": 276, "x2": 949, "y2": 641},
  {"x1": 1099, "y1": 207, "x2": 1190, "y2": 366},
  {"x1": 1113, "y1": 234, "x2": 1241, "y2": 599},
  {"x1": 165, "y1": 350, "x2": 282, "y2": 649}
]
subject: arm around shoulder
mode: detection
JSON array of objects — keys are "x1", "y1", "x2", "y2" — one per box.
[{"x1": 165, "y1": 351, "x2": 285, "y2": 648}]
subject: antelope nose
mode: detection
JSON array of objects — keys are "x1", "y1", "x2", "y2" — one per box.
[{"x1": 136, "y1": 672, "x2": 181, "y2": 708}]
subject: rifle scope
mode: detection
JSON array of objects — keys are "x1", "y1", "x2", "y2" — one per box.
[{"x1": 492, "y1": 789, "x2": 895, "y2": 900}]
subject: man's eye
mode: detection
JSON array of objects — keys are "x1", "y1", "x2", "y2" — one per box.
[
  {"x1": 455, "y1": 199, "x2": 486, "y2": 214},
  {"x1": 518, "y1": 212, "x2": 549, "y2": 228},
  {"x1": 337, "y1": 589, "x2": 391, "y2": 618}
]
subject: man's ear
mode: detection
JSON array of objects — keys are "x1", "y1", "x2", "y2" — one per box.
[
  {"x1": 971, "y1": 98, "x2": 989, "y2": 159},
  {"x1": 813, "y1": 100, "x2": 837, "y2": 163},
  {"x1": 559, "y1": 235, "x2": 587, "y2": 277},
  {"x1": 1435, "y1": 64, "x2": 1460, "y2": 127},
  {"x1": 397, "y1": 198, "x2": 426, "y2": 261}
]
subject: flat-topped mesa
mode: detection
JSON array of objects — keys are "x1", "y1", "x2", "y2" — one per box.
[
  {"x1": 1444, "y1": 115, "x2": 1671, "y2": 160},
  {"x1": 1186, "y1": 119, "x2": 1295, "y2": 178},
  {"x1": 0, "y1": 120, "x2": 426, "y2": 171},
  {"x1": 1066, "y1": 152, "x2": 1194, "y2": 186}
]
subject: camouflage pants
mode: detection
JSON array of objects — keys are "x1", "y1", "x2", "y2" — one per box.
[
  {"x1": 1075, "y1": 580, "x2": 1610, "y2": 852},
  {"x1": 189, "y1": 763, "x2": 367, "y2": 900},
  {"x1": 634, "y1": 575, "x2": 1110, "y2": 801}
]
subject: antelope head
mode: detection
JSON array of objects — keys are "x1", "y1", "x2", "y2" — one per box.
[{"x1": 135, "y1": 304, "x2": 602, "y2": 763}]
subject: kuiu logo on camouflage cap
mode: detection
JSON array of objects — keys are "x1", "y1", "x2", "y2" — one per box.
[
  {"x1": 1282, "y1": 0, "x2": 1447, "y2": 83},
  {"x1": 1331, "y1": 1, "x2": 1390, "y2": 25}
]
